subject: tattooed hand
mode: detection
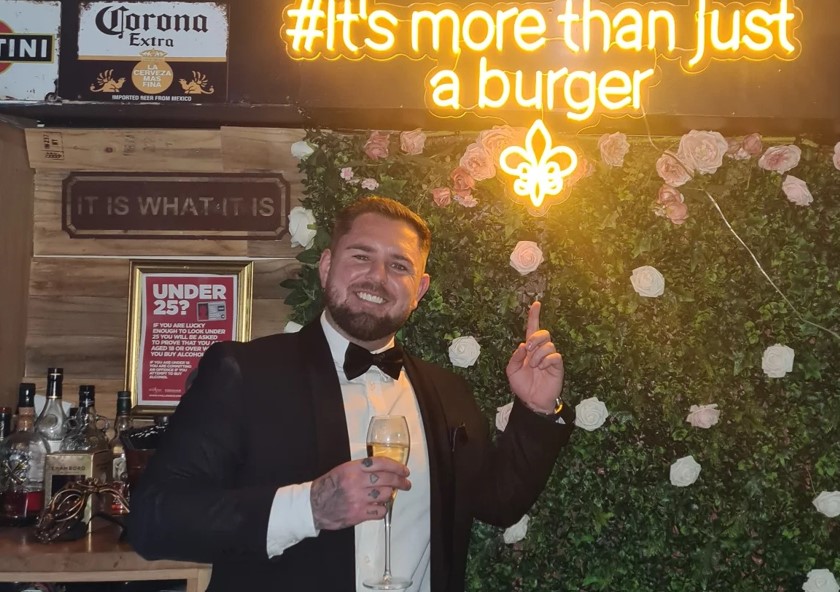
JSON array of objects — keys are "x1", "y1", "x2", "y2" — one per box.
[{"x1": 310, "y1": 457, "x2": 411, "y2": 530}]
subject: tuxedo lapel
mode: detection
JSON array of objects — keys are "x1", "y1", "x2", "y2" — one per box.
[
  {"x1": 404, "y1": 354, "x2": 455, "y2": 591},
  {"x1": 298, "y1": 320, "x2": 352, "y2": 474}
]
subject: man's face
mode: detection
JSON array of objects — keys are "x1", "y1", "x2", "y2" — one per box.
[{"x1": 319, "y1": 213, "x2": 430, "y2": 349}]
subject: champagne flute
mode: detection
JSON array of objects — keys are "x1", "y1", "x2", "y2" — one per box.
[{"x1": 363, "y1": 415, "x2": 412, "y2": 590}]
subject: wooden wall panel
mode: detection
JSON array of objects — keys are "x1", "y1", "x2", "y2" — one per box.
[
  {"x1": 19, "y1": 127, "x2": 310, "y2": 416},
  {"x1": 25, "y1": 129, "x2": 224, "y2": 171},
  {"x1": 0, "y1": 122, "x2": 35, "y2": 407}
]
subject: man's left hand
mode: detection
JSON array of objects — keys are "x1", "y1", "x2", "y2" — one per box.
[{"x1": 505, "y1": 301, "x2": 564, "y2": 414}]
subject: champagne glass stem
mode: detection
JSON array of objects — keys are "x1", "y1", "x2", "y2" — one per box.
[{"x1": 382, "y1": 501, "x2": 394, "y2": 582}]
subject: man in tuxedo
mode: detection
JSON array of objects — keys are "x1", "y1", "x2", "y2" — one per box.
[{"x1": 128, "y1": 196, "x2": 575, "y2": 592}]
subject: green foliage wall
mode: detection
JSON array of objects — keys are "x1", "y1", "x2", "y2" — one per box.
[{"x1": 284, "y1": 128, "x2": 839, "y2": 591}]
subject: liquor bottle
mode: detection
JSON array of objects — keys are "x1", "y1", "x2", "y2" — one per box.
[
  {"x1": 60, "y1": 385, "x2": 109, "y2": 452},
  {"x1": 0, "y1": 407, "x2": 11, "y2": 442},
  {"x1": 35, "y1": 368, "x2": 68, "y2": 453},
  {"x1": 0, "y1": 383, "x2": 49, "y2": 526},
  {"x1": 109, "y1": 390, "x2": 133, "y2": 514},
  {"x1": 0, "y1": 407, "x2": 12, "y2": 493}
]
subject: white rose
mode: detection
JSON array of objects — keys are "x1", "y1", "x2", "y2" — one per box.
[
  {"x1": 503, "y1": 514, "x2": 530, "y2": 544},
  {"x1": 670, "y1": 455, "x2": 701, "y2": 487},
  {"x1": 812, "y1": 491, "x2": 840, "y2": 518},
  {"x1": 833, "y1": 142, "x2": 840, "y2": 171},
  {"x1": 288, "y1": 206, "x2": 317, "y2": 249},
  {"x1": 759, "y1": 145, "x2": 801, "y2": 174},
  {"x1": 448, "y1": 336, "x2": 481, "y2": 368},
  {"x1": 283, "y1": 321, "x2": 303, "y2": 333},
  {"x1": 686, "y1": 404, "x2": 720, "y2": 429},
  {"x1": 495, "y1": 401, "x2": 513, "y2": 431},
  {"x1": 762, "y1": 344, "x2": 794, "y2": 378},
  {"x1": 598, "y1": 132, "x2": 630, "y2": 167},
  {"x1": 803, "y1": 569, "x2": 840, "y2": 592},
  {"x1": 574, "y1": 397, "x2": 609, "y2": 431},
  {"x1": 630, "y1": 266, "x2": 665, "y2": 298},
  {"x1": 677, "y1": 130, "x2": 729, "y2": 175},
  {"x1": 509, "y1": 241, "x2": 544, "y2": 275},
  {"x1": 290, "y1": 140, "x2": 315, "y2": 160},
  {"x1": 782, "y1": 175, "x2": 813, "y2": 207}
]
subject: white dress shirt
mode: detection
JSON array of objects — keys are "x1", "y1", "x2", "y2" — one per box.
[{"x1": 266, "y1": 314, "x2": 432, "y2": 592}]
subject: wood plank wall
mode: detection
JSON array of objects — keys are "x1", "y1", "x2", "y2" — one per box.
[
  {"x1": 0, "y1": 121, "x2": 35, "y2": 408},
  {"x1": 13, "y1": 126, "x2": 307, "y2": 417}
]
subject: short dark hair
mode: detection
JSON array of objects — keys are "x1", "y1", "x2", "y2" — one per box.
[{"x1": 330, "y1": 196, "x2": 432, "y2": 257}]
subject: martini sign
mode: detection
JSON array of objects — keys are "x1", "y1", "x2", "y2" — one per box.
[
  {"x1": 280, "y1": 0, "x2": 803, "y2": 210},
  {"x1": 0, "y1": 0, "x2": 59, "y2": 100}
]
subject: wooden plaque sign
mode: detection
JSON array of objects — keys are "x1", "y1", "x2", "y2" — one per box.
[{"x1": 61, "y1": 171, "x2": 290, "y2": 239}]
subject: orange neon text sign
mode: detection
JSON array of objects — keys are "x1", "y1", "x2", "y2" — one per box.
[{"x1": 281, "y1": 0, "x2": 802, "y2": 120}]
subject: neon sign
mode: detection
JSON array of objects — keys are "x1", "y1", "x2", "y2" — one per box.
[{"x1": 280, "y1": 0, "x2": 802, "y2": 210}]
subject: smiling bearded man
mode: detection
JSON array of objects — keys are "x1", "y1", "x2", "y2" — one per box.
[{"x1": 128, "y1": 195, "x2": 574, "y2": 592}]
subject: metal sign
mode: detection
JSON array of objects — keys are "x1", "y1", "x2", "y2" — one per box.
[
  {"x1": 62, "y1": 172, "x2": 290, "y2": 240},
  {"x1": 66, "y1": 1, "x2": 228, "y2": 103},
  {"x1": 0, "y1": 0, "x2": 59, "y2": 101}
]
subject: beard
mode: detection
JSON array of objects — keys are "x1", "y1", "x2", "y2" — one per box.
[{"x1": 324, "y1": 283, "x2": 410, "y2": 343}]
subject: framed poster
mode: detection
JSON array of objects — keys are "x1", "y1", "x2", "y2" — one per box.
[
  {"x1": 125, "y1": 260, "x2": 252, "y2": 414},
  {"x1": 0, "y1": 0, "x2": 60, "y2": 101}
]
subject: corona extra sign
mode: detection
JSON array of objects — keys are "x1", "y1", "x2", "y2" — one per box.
[{"x1": 279, "y1": 0, "x2": 802, "y2": 210}]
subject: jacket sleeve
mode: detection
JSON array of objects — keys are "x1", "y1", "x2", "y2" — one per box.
[
  {"x1": 126, "y1": 342, "x2": 278, "y2": 563},
  {"x1": 462, "y1": 394, "x2": 574, "y2": 528}
]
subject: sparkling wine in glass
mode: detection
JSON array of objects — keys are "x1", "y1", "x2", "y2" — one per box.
[{"x1": 363, "y1": 415, "x2": 411, "y2": 590}]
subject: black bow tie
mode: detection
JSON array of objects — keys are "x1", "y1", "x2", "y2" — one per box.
[{"x1": 343, "y1": 342, "x2": 404, "y2": 380}]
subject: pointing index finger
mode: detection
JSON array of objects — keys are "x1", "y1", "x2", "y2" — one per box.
[{"x1": 526, "y1": 301, "x2": 541, "y2": 339}]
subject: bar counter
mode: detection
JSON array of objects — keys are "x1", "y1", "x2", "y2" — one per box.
[{"x1": 0, "y1": 524, "x2": 211, "y2": 591}]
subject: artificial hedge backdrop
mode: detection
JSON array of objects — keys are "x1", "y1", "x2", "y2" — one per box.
[{"x1": 283, "y1": 127, "x2": 840, "y2": 591}]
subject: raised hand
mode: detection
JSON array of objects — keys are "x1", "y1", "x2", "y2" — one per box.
[
  {"x1": 505, "y1": 301, "x2": 565, "y2": 414},
  {"x1": 310, "y1": 457, "x2": 411, "y2": 530}
]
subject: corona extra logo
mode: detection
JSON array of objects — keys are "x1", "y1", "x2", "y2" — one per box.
[{"x1": 500, "y1": 120, "x2": 578, "y2": 210}]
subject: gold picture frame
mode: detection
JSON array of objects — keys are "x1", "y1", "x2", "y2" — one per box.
[{"x1": 125, "y1": 260, "x2": 253, "y2": 414}]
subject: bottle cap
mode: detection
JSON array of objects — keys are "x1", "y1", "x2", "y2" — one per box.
[
  {"x1": 78, "y1": 384, "x2": 96, "y2": 406},
  {"x1": 18, "y1": 383, "x2": 36, "y2": 408},
  {"x1": 47, "y1": 367, "x2": 64, "y2": 376},
  {"x1": 116, "y1": 390, "x2": 132, "y2": 414}
]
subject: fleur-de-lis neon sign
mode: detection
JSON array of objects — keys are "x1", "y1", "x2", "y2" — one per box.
[{"x1": 499, "y1": 119, "x2": 578, "y2": 211}]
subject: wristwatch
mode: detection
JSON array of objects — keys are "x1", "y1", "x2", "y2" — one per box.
[{"x1": 533, "y1": 398, "x2": 572, "y2": 425}]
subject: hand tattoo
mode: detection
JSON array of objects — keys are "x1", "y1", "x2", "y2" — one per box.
[
  {"x1": 369, "y1": 473, "x2": 379, "y2": 484},
  {"x1": 310, "y1": 474, "x2": 348, "y2": 530},
  {"x1": 369, "y1": 489, "x2": 381, "y2": 499},
  {"x1": 362, "y1": 457, "x2": 373, "y2": 467}
]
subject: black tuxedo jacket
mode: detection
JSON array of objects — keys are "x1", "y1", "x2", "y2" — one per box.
[{"x1": 128, "y1": 320, "x2": 573, "y2": 591}]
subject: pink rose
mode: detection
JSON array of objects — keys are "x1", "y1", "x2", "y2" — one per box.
[
  {"x1": 656, "y1": 153, "x2": 693, "y2": 187},
  {"x1": 727, "y1": 133, "x2": 763, "y2": 160},
  {"x1": 782, "y1": 175, "x2": 813, "y2": 206},
  {"x1": 363, "y1": 130, "x2": 390, "y2": 160},
  {"x1": 478, "y1": 126, "x2": 525, "y2": 161},
  {"x1": 450, "y1": 166, "x2": 476, "y2": 196},
  {"x1": 431, "y1": 187, "x2": 451, "y2": 207},
  {"x1": 400, "y1": 128, "x2": 426, "y2": 155},
  {"x1": 677, "y1": 130, "x2": 728, "y2": 175},
  {"x1": 833, "y1": 142, "x2": 840, "y2": 171},
  {"x1": 459, "y1": 142, "x2": 496, "y2": 181},
  {"x1": 686, "y1": 404, "x2": 720, "y2": 429},
  {"x1": 758, "y1": 145, "x2": 801, "y2": 174},
  {"x1": 598, "y1": 132, "x2": 630, "y2": 167},
  {"x1": 361, "y1": 178, "x2": 379, "y2": 191},
  {"x1": 663, "y1": 201, "x2": 689, "y2": 225},
  {"x1": 454, "y1": 192, "x2": 477, "y2": 207},
  {"x1": 340, "y1": 167, "x2": 354, "y2": 181},
  {"x1": 566, "y1": 157, "x2": 595, "y2": 188},
  {"x1": 657, "y1": 184, "x2": 684, "y2": 205}
]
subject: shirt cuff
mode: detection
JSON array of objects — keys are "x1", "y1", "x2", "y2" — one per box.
[{"x1": 266, "y1": 482, "x2": 320, "y2": 558}]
